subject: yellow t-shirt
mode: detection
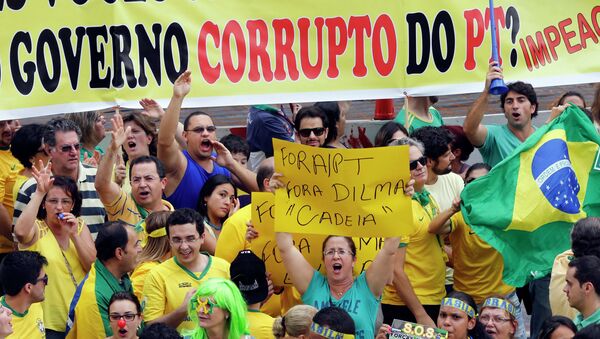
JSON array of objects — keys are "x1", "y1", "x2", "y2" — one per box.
[
  {"x1": 215, "y1": 204, "x2": 252, "y2": 263},
  {"x1": 550, "y1": 249, "x2": 578, "y2": 319},
  {"x1": 449, "y1": 213, "x2": 514, "y2": 304},
  {"x1": 383, "y1": 199, "x2": 446, "y2": 306},
  {"x1": 22, "y1": 219, "x2": 87, "y2": 332},
  {"x1": 0, "y1": 165, "x2": 26, "y2": 253},
  {"x1": 131, "y1": 261, "x2": 160, "y2": 303},
  {"x1": 143, "y1": 254, "x2": 230, "y2": 333},
  {"x1": 0, "y1": 148, "x2": 24, "y2": 179},
  {"x1": 247, "y1": 310, "x2": 275, "y2": 339},
  {"x1": 1, "y1": 298, "x2": 45, "y2": 339}
]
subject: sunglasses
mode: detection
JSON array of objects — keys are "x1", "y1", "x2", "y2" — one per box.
[
  {"x1": 298, "y1": 127, "x2": 325, "y2": 138},
  {"x1": 186, "y1": 125, "x2": 216, "y2": 133},
  {"x1": 57, "y1": 143, "x2": 80, "y2": 153},
  {"x1": 409, "y1": 156, "x2": 427, "y2": 170},
  {"x1": 36, "y1": 274, "x2": 49, "y2": 285},
  {"x1": 192, "y1": 296, "x2": 216, "y2": 315}
]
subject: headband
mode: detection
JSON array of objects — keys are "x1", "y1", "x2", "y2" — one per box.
[
  {"x1": 310, "y1": 323, "x2": 355, "y2": 339},
  {"x1": 148, "y1": 227, "x2": 167, "y2": 238},
  {"x1": 482, "y1": 297, "x2": 517, "y2": 318},
  {"x1": 441, "y1": 297, "x2": 476, "y2": 318}
]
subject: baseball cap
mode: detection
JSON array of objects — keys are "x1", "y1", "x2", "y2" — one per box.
[{"x1": 230, "y1": 250, "x2": 269, "y2": 304}]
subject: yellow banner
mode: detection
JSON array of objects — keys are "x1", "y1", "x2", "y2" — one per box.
[
  {"x1": 1, "y1": 1, "x2": 599, "y2": 118},
  {"x1": 273, "y1": 139, "x2": 412, "y2": 238},
  {"x1": 251, "y1": 192, "x2": 385, "y2": 286}
]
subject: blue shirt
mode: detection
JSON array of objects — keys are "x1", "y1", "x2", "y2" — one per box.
[
  {"x1": 165, "y1": 150, "x2": 231, "y2": 209},
  {"x1": 246, "y1": 105, "x2": 294, "y2": 156},
  {"x1": 302, "y1": 271, "x2": 380, "y2": 339}
]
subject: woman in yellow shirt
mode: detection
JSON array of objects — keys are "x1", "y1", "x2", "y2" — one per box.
[{"x1": 13, "y1": 161, "x2": 96, "y2": 338}]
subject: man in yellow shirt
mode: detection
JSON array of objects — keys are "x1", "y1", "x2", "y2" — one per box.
[
  {"x1": 143, "y1": 208, "x2": 230, "y2": 334},
  {"x1": 230, "y1": 250, "x2": 274, "y2": 339},
  {"x1": 0, "y1": 251, "x2": 47, "y2": 339},
  {"x1": 95, "y1": 114, "x2": 173, "y2": 240}
]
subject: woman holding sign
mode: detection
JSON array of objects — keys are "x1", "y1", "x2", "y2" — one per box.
[
  {"x1": 438, "y1": 291, "x2": 490, "y2": 339},
  {"x1": 276, "y1": 229, "x2": 400, "y2": 339}
]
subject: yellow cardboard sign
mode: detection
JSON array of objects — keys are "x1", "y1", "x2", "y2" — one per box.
[
  {"x1": 273, "y1": 139, "x2": 412, "y2": 238},
  {"x1": 251, "y1": 192, "x2": 386, "y2": 286}
]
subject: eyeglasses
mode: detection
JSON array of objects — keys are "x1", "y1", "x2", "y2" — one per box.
[
  {"x1": 186, "y1": 126, "x2": 216, "y2": 134},
  {"x1": 36, "y1": 274, "x2": 49, "y2": 285},
  {"x1": 191, "y1": 297, "x2": 216, "y2": 315},
  {"x1": 109, "y1": 313, "x2": 139, "y2": 322},
  {"x1": 170, "y1": 236, "x2": 200, "y2": 246},
  {"x1": 57, "y1": 143, "x2": 80, "y2": 153},
  {"x1": 479, "y1": 315, "x2": 511, "y2": 324},
  {"x1": 323, "y1": 249, "x2": 354, "y2": 257},
  {"x1": 298, "y1": 127, "x2": 326, "y2": 138},
  {"x1": 46, "y1": 198, "x2": 74, "y2": 206},
  {"x1": 409, "y1": 156, "x2": 427, "y2": 170}
]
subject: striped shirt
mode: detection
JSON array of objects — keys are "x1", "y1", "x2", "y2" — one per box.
[{"x1": 13, "y1": 163, "x2": 106, "y2": 236}]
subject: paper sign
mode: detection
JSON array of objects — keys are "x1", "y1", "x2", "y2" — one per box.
[{"x1": 390, "y1": 319, "x2": 448, "y2": 339}]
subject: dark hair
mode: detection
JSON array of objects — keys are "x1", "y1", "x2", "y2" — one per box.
[
  {"x1": 129, "y1": 155, "x2": 166, "y2": 180},
  {"x1": 10, "y1": 124, "x2": 47, "y2": 169},
  {"x1": 410, "y1": 126, "x2": 453, "y2": 160},
  {"x1": 374, "y1": 121, "x2": 409, "y2": 147},
  {"x1": 442, "y1": 291, "x2": 490, "y2": 339},
  {"x1": 314, "y1": 102, "x2": 340, "y2": 145},
  {"x1": 183, "y1": 111, "x2": 213, "y2": 131},
  {"x1": 571, "y1": 217, "x2": 600, "y2": 258},
  {"x1": 37, "y1": 176, "x2": 82, "y2": 220},
  {"x1": 538, "y1": 316, "x2": 577, "y2": 339},
  {"x1": 442, "y1": 125, "x2": 474, "y2": 161},
  {"x1": 558, "y1": 91, "x2": 587, "y2": 107},
  {"x1": 0, "y1": 251, "x2": 48, "y2": 296},
  {"x1": 256, "y1": 158, "x2": 275, "y2": 191},
  {"x1": 294, "y1": 106, "x2": 329, "y2": 131},
  {"x1": 122, "y1": 113, "x2": 158, "y2": 161},
  {"x1": 573, "y1": 324, "x2": 600, "y2": 339},
  {"x1": 312, "y1": 306, "x2": 355, "y2": 335},
  {"x1": 64, "y1": 111, "x2": 103, "y2": 145},
  {"x1": 465, "y1": 163, "x2": 492, "y2": 181},
  {"x1": 321, "y1": 236, "x2": 356, "y2": 259},
  {"x1": 43, "y1": 117, "x2": 82, "y2": 148},
  {"x1": 500, "y1": 81, "x2": 539, "y2": 117},
  {"x1": 569, "y1": 256, "x2": 600, "y2": 297},
  {"x1": 139, "y1": 322, "x2": 183, "y2": 339},
  {"x1": 592, "y1": 84, "x2": 600, "y2": 125},
  {"x1": 96, "y1": 222, "x2": 130, "y2": 262},
  {"x1": 109, "y1": 291, "x2": 142, "y2": 314},
  {"x1": 220, "y1": 134, "x2": 250, "y2": 158},
  {"x1": 166, "y1": 208, "x2": 205, "y2": 237},
  {"x1": 197, "y1": 175, "x2": 237, "y2": 224}
]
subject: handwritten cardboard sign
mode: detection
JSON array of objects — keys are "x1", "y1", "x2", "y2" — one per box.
[{"x1": 390, "y1": 319, "x2": 448, "y2": 339}]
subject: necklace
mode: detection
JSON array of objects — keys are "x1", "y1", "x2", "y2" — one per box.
[{"x1": 205, "y1": 218, "x2": 222, "y2": 231}]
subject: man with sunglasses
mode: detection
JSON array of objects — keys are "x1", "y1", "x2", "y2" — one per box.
[
  {"x1": 13, "y1": 118, "x2": 106, "y2": 236},
  {"x1": 294, "y1": 106, "x2": 329, "y2": 148},
  {"x1": 157, "y1": 70, "x2": 259, "y2": 210},
  {"x1": 0, "y1": 251, "x2": 48, "y2": 339}
]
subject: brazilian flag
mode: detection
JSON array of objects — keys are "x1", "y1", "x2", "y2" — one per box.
[{"x1": 461, "y1": 106, "x2": 600, "y2": 287}]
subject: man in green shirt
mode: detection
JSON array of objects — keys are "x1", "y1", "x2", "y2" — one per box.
[{"x1": 564, "y1": 256, "x2": 600, "y2": 330}]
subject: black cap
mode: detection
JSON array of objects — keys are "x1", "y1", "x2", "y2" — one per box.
[{"x1": 230, "y1": 250, "x2": 268, "y2": 305}]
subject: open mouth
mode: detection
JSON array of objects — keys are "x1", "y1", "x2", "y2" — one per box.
[
  {"x1": 127, "y1": 141, "x2": 137, "y2": 149},
  {"x1": 332, "y1": 263, "x2": 342, "y2": 273},
  {"x1": 138, "y1": 191, "x2": 150, "y2": 198},
  {"x1": 118, "y1": 328, "x2": 128, "y2": 337},
  {"x1": 512, "y1": 112, "x2": 521, "y2": 118},
  {"x1": 180, "y1": 249, "x2": 193, "y2": 257}
]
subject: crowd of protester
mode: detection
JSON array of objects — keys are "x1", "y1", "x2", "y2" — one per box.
[{"x1": 0, "y1": 62, "x2": 599, "y2": 339}]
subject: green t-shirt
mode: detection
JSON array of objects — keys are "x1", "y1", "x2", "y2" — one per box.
[
  {"x1": 479, "y1": 124, "x2": 527, "y2": 167},
  {"x1": 394, "y1": 107, "x2": 444, "y2": 134},
  {"x1": 574, "y1": 307, "x2": 600, "y2": 330}
]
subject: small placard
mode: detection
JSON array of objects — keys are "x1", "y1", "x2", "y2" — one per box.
[{"x1": 389, "y1": 319, "x2": 448, "y2": 339}]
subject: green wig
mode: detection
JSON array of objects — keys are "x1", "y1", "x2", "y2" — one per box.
[{"x1": 185, "y1": 278, "x2": 249, "y2": 339}]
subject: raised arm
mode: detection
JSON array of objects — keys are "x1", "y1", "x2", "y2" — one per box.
[
  {"x1": 365, "y1": 236, "x2": 400, "y2": 297},
  {"x1": 140, "y1": 98, "x2": 187, "y2": 150},
  {"x1": 463, "y1": 62, "x2": 502, "y2": 147},
  {"x1": 392, "y1": 247, "x2": 436, "y2": 328},
  {"x1": 275, "y1": 232, "x2": 315, "y2": 294},
  {"x1": 96, "y1": 114, "x2": 130, "y2": 206},
  {"x1": 212, "y1": 140, "x2": 259, "y2": 192},
  {"x1": 14, "y1": 161, "x2": 52, "y2": 248},
  {"x1": 428, "y1": 197, "x2": 460, "y2": 235},
  {"x1": 157, "y1": 71, "x2": 191, "y2": 179}
]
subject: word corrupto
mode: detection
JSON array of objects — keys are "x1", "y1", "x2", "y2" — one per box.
[{"x1": 197, "y1": 15, "x2": 398, "y2": 83}]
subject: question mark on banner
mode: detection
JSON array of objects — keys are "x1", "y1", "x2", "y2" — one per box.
[{"x1": 505, "y1": 6, "x2": 520, "y2": 67}]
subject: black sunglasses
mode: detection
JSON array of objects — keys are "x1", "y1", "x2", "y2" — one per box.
[
  {"x1": 58, "y1": 143, "x2": 80, "y2": 153},
  {"x1": 409, "y1": 156, "x2": 427, "y2": 170},
  {"x1": 186, "y1": 125, "x2": 216, "y2": 133},
  {"x1": 298, "y1": 127, "x2": 325, "y2": 138},
  {"x1": 36, "y1": 274, "x2": 49, "y2": 285}
]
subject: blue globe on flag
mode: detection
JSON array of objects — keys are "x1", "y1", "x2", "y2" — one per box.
[{"x1": 531, "y1": 139, "x2": 580, "y2": 214}]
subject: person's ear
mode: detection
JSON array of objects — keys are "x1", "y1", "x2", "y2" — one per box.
[{"x1": 467, "y1": 317, "x2": 476, "y2": 330}]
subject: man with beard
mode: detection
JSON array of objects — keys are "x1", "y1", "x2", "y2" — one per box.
[
  {"x1": 13, "y1": 118, "x2": 106, "y2": 236},
  {"x1": 157, "y1": 70, "x2": 259, "y2": 209},
  {"x1": 463, "y1": 62, "x2": 538, "y2": 168}
]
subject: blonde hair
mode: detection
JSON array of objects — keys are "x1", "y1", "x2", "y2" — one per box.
[
  {"x1": 272, "y1": 305, "x2": 318, "y2": 338},
  {"x1": 137, "y1": 211, "x2": 171, "y2": 264}
]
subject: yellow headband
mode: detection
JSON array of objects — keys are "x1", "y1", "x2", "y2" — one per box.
[
  {"x1": 482, "y1": 297, "x2": 517, "y2": 318},
  {"x1": 148, "y1": 227, "x2": 167, "y2": 238},
  {"x1": 310, "y1": 323, "x2": 355, "y2": 339},
  {"x1": 441, "y1": 297, "x2": 476, "y2": 318}
]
